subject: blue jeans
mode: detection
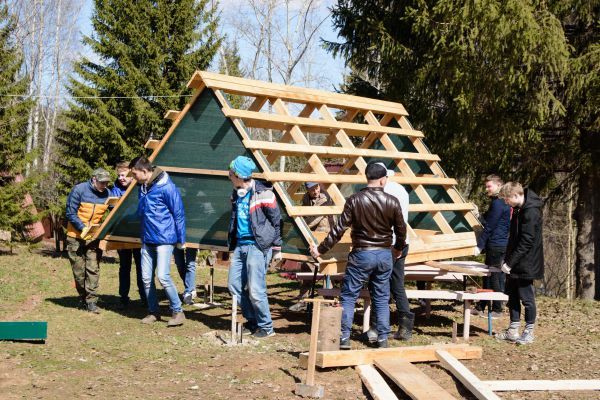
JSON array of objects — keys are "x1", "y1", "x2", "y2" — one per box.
[
  {"x1": 141, "y1": 244, "x2": 182, "y2": 314},
  {"x1": 227, "y1": 244, "x2": 273, "y2": 332},
  {"x1": 341, "y1": 249, "x2": 393, "y2": 341},
  {"x1": 174, "y1": 247, "x2": 197, "y2": 295}
]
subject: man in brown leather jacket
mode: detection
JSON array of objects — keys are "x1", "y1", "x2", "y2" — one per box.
[{"x1": 310, "y1": 161, "x2": 407, "y2": 349}]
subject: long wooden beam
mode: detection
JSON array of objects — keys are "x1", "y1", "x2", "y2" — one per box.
[
  {"x1": 192, "y1": 70, "x2": 409, "y2": 116},
  {"x1": 298, "y1": 344, "x2": 482, "y2": 368},
  {"x1": 482, "y1": 380, "x2": 600, "y2": 392},
  {"x1": 264, "y1": 171, "x2": 457, "y2": 185},
  {"x1": 435, "y1": 350, "x2": 501, "y2": 400},
  {"x1": 224, "y1": 108, "x2": 423, "y2": 138},
  {"x1": 286, "y1": 203, "x2": 473, "y2": 217},
  {"x1": 374, "y1": 358, "x2": 457, "y2": 400},
  {"x1": 243, "y1": 139, "x2": 440, "y2": 161},
  {"x1": 356, "y1": 365, "x2": 399, "y2": 400}
]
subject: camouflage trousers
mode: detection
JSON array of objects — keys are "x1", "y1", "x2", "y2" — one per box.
[{"x1": 66, "y1": 237, "x2": 102, "y2": 304}]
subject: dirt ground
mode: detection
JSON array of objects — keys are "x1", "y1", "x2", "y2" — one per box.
[{"x1": 0, "y1": 243, "x2": 599, "y2": 400}]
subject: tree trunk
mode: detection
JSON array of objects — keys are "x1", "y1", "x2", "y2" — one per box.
[{"x1": 574, "y1": 130, "x2": 599, "y2": 300}]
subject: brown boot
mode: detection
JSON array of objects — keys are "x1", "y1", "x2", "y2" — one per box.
[
  {"x1": 141, "y1": 314, "x2": 161, "y2": 324},
  {"x1": 167, "y1": 311, "x2": 185, "y2": 327}
]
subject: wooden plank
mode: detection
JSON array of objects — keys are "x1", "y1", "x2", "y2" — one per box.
[
  {"x1": 104, "y1": 197, "x2": 120, "y2": 206},
  {"x1": 457, "y1": 292, "x2": 508, "y2": 301},
  {"x1": 356, "y1": 364, "x2": 399, "y2": 400},
  {"x1": 409, "y1": 203, "x2": 474, "y2": 212},
  {"x1": 98, "y1": 240, "x2": 141, "y2": 251},
  {"x1": 195, "y1": 70, "x2": 409, "y2": 116},
  {"x1": 243, "y1": 139, "x2": 440, "y2": 161},
  {"x1": 435, "y1": 350, "x2": 501, "y2": 400},
  {"x1": 298, "y1": 344, "x2": 482, "y2": 368},
  {"x1": 482, "y1": 380, "x2": 600, "y2": 392},
  {"x1": 0, "y1": 322, "x2": 47, "y2": 340},
  {"x1": 317, "y1": 288, "x2": 460, "y2": 301},
  {"x1": 374, "y1": 358, "x2": 457, "y2": 400},
  {"x1": 144, "y1": 139, "x2": 160, "y2": 149},
  {"x1": 263, "y1": 171, "x2": 457, "y2": 186},
  {"x1": 224, "y1": 108, "x2": 423, "y2": 137},
  {"x1": 287, "y1": 206, "x2": 344, "y2": 217},
  {"x1": 425, "y1": 261, "x2": 486, "y2": 277},
  {"x1": 164, "y1": 110, "x2": 180, "y2": 120}
]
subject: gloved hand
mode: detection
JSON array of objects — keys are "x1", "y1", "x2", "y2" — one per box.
[
  {"x1": 80, "y1": 225, "x2": 93, "y2": 241},
  {"x1": 501, "y1": 263, "x2": 511, "y2": 274},
  {"x1": 176, "y1": 243, "x2": 186, "y2": 250},
  {"x1": 473, "y1": 247, "x2": 482, "y2": 256},
  {"x1": 309, "y1": 244, "x2": 320, "y2": 259},
  {"x1": 271, "y1": 247, "x2": 282, "y2": 262}
]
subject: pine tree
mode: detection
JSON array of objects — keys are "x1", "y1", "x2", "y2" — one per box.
[
  {"x1": 56, "y1": 0, "x2": 221, "y2": 187},
  {"x1": 328, "y1": 0, "x2": 569, "y2": 183},
  {"x1": 0, "y1": 6, "x2": 36, "y2": 236}
]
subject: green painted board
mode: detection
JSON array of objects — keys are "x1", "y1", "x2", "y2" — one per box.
[
  {"x1": 98, "y1": 89, "x2": 310, "y2": 255},
  {"x1": 0, "y1": 321, "x2": 47, "y2": 340}
]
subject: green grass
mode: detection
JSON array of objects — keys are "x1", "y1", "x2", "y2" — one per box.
[{"x1": 1, "y1": 244, "x2": 599, "y2": 400}]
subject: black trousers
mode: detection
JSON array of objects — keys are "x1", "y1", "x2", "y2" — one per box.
[
  {"x1": 118, "y1": 248, "x2": 145, "y2": 303},
  {"x1": 477, "y1": 246, "x2": 506, "y2": 312},
  {"x1": 505, "y1": 277, "x2": 537, "y2": 325}
]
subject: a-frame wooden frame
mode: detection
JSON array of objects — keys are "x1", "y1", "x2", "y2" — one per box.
[{"x1": 95, "y1": 71, "x2": 480, "y2": 269}]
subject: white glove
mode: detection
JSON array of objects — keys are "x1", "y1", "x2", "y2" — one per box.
[
  {"x1": 271, "y1": 248, "x2": 282, "y2": 262},
  {"x1": 501, "y1": 263, "x2": 511, "y2": 274},
  {"x1": 473, "y1": 247, "x2": 482, "y2": 256},
  {"x1": 176, "y1": 243, "x2": 186, "y2": 250},
  {"x1": 310, "y1": 244, "x2": 321, "y2": 259}
]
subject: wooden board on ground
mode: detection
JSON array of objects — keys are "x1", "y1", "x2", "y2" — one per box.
[
  {"x1": 356, "y1": 364, "x2": 399, "y2": 400},
  {"x1": 482, "y1": 380, "x2": 600, "y2": 392},
  {"x1": 374, "y1": 358, "x2": 457, "y2": 400},
  {"x1": 435, "y1": 350, "x2": 500, "y2": 400},
  {"x1": 298, "y1": 344, "x2": 482, "y2": 369}
]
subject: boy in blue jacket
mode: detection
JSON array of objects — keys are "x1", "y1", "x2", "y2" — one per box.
[
  {"x1": 227, "y1": 156, "x2": 282, "y2": 338},
  {"x1": 129, "y1": 156, "x2": 186, "y2": 327}
]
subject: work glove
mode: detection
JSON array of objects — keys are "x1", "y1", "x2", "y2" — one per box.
[
  {"x1": 309, "y1": 244, "x2": 320, "y2": 259},
  {"x1": 176, "y1": 243, "x2": 186, "y2": 250},
  {"x1": 473, "y1": 247, "x2": 482, "y2": 256},
  {"x1": 80, "y1": 226, "x2": 93, "y2": 241},
  {"x1": 501, "y1": 263, "x2": 511, "y2": 274},
  {"x1": 271, "y1": 247, "x2": 282, "y2": 262}
]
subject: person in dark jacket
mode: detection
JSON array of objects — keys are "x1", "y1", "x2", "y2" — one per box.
[
  {"x1": 111, "y1": 161, "x2": 145, "y2": 309},
  {"x1": 129, "y1": 156, "x2": 186, "y2": 327},
  {"x1": 65, "y1": 168, "x2": 111, "y2": 313},
  {"x1": 227, "y1": 156, "x2": 282, "y2": 338},
  {"x1": 496, "y1": 182, "x2": 544, "y2": 345},
  {"x1": 310, "y1": 161, "x2": 406, "y2": 349},
  {"x1": 472, "y1": 174, "x2": 511, "y2": 318}
]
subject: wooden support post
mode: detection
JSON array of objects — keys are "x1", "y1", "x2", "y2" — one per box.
[
  {"x1": 463, "y1": 300, "x2": 471, "y2": 341},
  {"x1": 435, "y1": 350, "x2": 501, "y2": 400},
  {"x1": 363, "y1": 297, "x2": 371, "y2": 333},
  {"x1": 231, "y1": 295, "x2": 237, "y2": 344},
  {"x1": 295, "y1": 298, "x2": 336, "y2": 398}
]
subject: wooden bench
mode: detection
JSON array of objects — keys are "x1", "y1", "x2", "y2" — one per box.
[{"x1": 316, "y1": 288, "x2": 507, "y2": 340}]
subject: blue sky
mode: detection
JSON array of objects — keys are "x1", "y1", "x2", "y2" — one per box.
[{"x1": 78, "y1": 0, "x2": 347, "y2": 91}]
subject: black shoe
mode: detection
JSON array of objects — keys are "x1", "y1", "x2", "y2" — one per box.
[
  {"x1": 340, "y1": 338, "x2": 351, "y2": 350},
  {"x1": 252, "y1": 328, "x2": 275, "y2": 338},
  {"x1": 86, "y1": 303, "x2": 100, "y2": 314},
  {"x1": 242, "y1": 323, "x2": 257, "y2": 335},
  {"x1": 377, "y1": 339, "x2": 388, "y2": 348}
]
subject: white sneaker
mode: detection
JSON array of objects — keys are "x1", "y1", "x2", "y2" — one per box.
[
  {"x1": 495, "y1": 328, "x2": 519, "y2": 342},
  {"x1": 183, "y1": 292, "x2": 193, "y2": 305},
  {"x1": 516, "y1": 328, "x2": 535, "y2": 345}
]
